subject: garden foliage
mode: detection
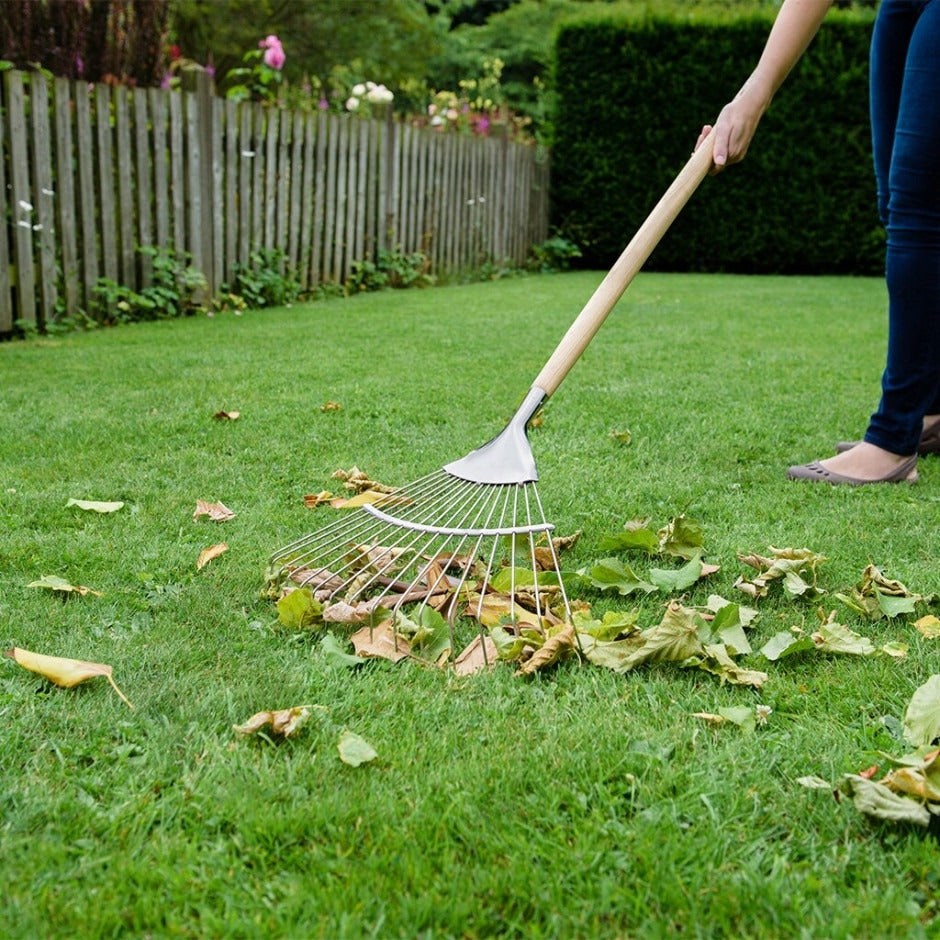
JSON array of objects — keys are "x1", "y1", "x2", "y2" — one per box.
[{"x1": 551, "y1": 9, "x2": 882, "y2": 274}]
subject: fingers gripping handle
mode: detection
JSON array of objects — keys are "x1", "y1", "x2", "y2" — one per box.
[{"x1": 532, "y1": 133, "x2": 716, "y2": 398}]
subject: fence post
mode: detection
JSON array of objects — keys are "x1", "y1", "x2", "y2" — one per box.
[{"x1": 6, "y1": 71, "x2": 36, "y2": 327}]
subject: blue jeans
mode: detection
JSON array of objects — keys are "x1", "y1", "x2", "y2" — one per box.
[{"x1": 865, "y1": 0, "x2": 940, "y2": 455}]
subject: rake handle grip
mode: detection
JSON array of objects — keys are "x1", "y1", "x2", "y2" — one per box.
[{"x1": 532, "y1": 133, "x2": 716, "y2": 398}]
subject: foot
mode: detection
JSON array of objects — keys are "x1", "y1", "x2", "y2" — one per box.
[{"x1": 788, "y1": 442, "x2": 918, "y2": 485}]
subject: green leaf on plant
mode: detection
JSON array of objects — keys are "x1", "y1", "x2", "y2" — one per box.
[{"x1": 337, "y1": 730, "x2": 378, "y2": 767}]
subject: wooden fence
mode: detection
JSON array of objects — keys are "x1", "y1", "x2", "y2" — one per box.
[{"x1": 0, "y1": 68, "x2": 550, "y2": 333}]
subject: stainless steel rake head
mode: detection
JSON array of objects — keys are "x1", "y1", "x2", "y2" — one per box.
[{"x1": 270, "y1": 137, "x2": 717, "y2": 642}]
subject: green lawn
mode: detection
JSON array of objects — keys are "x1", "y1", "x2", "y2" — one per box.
[{"x1": 2, "y1": 272, "x2": 938, "y2": 938}]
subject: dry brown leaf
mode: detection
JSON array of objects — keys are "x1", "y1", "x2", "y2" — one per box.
[
  {"x1": 197, "y1": 542, "x2": 228, "y2": 570},
  {"x1": 303, "y1": 490, "x2": 334, "y2": 509},
  {"x1": 350, "y1": 621, "x2": 411, "y2": 662},
  {"x1": 323, "y1": 600, "x2": 373, "y2": 624},
  {"x1": 471, "y1": 594, "x2": 546, "y2": 629},
  {"x1": 5, "y1": 646, "x2": 134, "y2": 708},
  {"x1": 692, "y1": 712, "x2": 727, "y2": 725},
  {"x1": 331, "y1": 467, "x2": 397, "y2": 494},
  {"x1": 212, "y1": 410, "x2": 240, "y2": 420},
  {"x1": 194, "y1": 500, "x2": 236, "y2": 521},
  {"x1": 453, "y1": 634, "x2": 499, "y2": 676},
  {"x1": 233, "y1": 705, "x2": 311, "y2": 738},
  {"x1": 321, "y1": 401, "x2": 342, "y2": 412},
  {"x1": 515, "y1": 623, "x2": 577, "y2": 676}
]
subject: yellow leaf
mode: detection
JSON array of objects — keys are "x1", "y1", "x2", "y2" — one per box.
[
  {"x1": 27, "y1": 574, "x2": 103, "y2": 597},
  {"x1": 321, "y1": 401, "x2": 342, "y2": 412},
  {"x1": 329, "y1": 490, "x2": 388, "y2": 509},
  {"x1": 67, "y1": 498, "x2": 125, "y2": 513},
  {"x1": 914, "y1": 615, "x2": 940, "y2": 639},
  {"x1": 303, "y1": 490, "x2": 333, "y2": 508},
  {"x1": 5, "y1": 647, "x2": 133, "y2": 708},
  {"x1": 194, "y1": 499, "x2": 235, "y2": 521},
  {"x1": 233, "y1": 705, "x2": 312, "y2": 738},
  {"x1": 196, "y1": 542, "x2": 228, "y2": 570},
  {"x1": 212, "y1": 410, "x2": 240, "y2": 420}
]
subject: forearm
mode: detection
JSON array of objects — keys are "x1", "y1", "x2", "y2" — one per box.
[{"x1": 703, "y1": 0, "x2": 835, "y2": 168}]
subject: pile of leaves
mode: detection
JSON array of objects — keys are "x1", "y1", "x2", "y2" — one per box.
[{"x1": 267, "y1": 466, "x2": 936, "y2": 686}]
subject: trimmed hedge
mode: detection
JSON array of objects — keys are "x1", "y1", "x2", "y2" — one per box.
[{"x1": 550, "y1": 11, "x2": 883, "y2": 274}]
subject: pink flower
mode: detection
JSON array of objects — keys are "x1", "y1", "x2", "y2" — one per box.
[{"x1": 258, "y1": 35, "x2": 285, "y2": 70}]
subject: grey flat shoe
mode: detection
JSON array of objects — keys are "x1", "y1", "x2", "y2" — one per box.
[
  {"x1": 787, "y1": 454, "x2": 918, "y2": 485},
  {"x1": 836, "y1": 423, "x2": 940, "y2": 456}
]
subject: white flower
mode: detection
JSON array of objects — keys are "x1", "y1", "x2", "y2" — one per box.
[
  {"x1": 755, "y1": 705, "x2": 773, "y2": 726},
  {"x1": 430, "y1": 115, "x2": 443, "y2": 127},
  {"x1": 346, "y1": 96, "x2": 360, "y2": 111},
  {"x1": 366, "y1": 84, "x2": 393, "y2": 104},
  {"x1": 352, "y1": 83, "x2": 366, "y2": 96}
]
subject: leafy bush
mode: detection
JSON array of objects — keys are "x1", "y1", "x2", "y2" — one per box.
[
  {"x1": 93, "y1": 247, "x2": 207, "y2": 323},
  {"x1": 226, "y1": 249, "x2": 300, "y2": 308},
  {"x1": 551, "y1": 10, "x2": 881, "y2": 275},
  {"x1": 528, "y1": 233, "x2": 582, "y2": 272},
  {"x1": 346, "y1": 248, "x2": 434, "y2": 293}
]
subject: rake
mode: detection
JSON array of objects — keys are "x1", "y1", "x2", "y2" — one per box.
[{"x1": 271, "y1": 136, "x2": 716, "y2": 639}]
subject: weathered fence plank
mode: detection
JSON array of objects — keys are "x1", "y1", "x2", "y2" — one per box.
[
  {"x1": 6, "y1": 71, "x2": 36, "y2": 325},
  {"x1": 54, "y1": 78, "x2": 79, "y2": 317},
  {"x1": 30, "y1": 74, "x2": 58, "y2": 327},
  {"x1": 0, "y1": 98, "x2": 11, "y2": 331}
]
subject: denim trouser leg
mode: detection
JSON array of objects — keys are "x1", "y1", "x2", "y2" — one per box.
[{"x1": 865, "y1": 0, "x2": 940, "y2": 455}]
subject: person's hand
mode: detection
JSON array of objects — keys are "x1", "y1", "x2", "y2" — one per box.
[{"x1": 696, "y1": 85, "x2": 770, "y2": 174}]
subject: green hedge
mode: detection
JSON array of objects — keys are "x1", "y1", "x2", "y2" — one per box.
[{"x1": 550, "y1": 11, "x2": 883, "y2": 274}]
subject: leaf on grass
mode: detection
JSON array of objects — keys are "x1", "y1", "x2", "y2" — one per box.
[
  {"x1": 915, "y1": 615, "x2": 940, "y2": 639},
  {"x1": 690, "y1": 644, "x2": 768, "y2": 689},
  {"x1": 320, "y1": 633, "x2": 363, "y2": 669},
  {"x1": 303, "y1": 490, "x2": 334, "y2": 509},
  {"x1": 321, "y1": 401, "x2": 342, "y2": 412},
  {"x1": 469, "y1": 593, "x2": 548, "y2": 630},
  {"x1": 598, "y1": 518, "x2": 658, "y2": 554},
  {"x1": 610, "y1": 429, "x2": 632, "y2": 446},
  {"x1": 67, "y1": 498, "x2": 124, "y2": 513},
  {"x1": 194, "y1": 499, "x2": 235, "y2": 521},
  {"x1": 736, "y1": 546, "x2": 826, "y2": 600},
  {"x1": 212, "y1": 410, "x2": 240, "y2": 420},
  {"x1": 649, "y1": 557, "x2": 704, "y2": 593},
  {"x1": 350, "y1": 621, "x2": 411, "y2": 662},
  {"x1": 811, "y1": 612, "x2": 876, "y2": 656},
  {"x1": 836, "y1": 564, "x2": 921, "y2": 621},
  {"x1": 394, "y1": 607, "x2": 451, "y2": 665},
  {"x1": 233, "y1": 705, "x2": 312, "y2": 738},
  {"x1": 196, "y1": 542, "x2": 228, "y2": 570},
  {"x1": 759, "y1": 630, "x2": 816, "y2": 661},
  {"x1": 657, "y1": 514, "x2": 704, "y2": 560},
  {"x1": 903, "y1": 675, "x2": 940, "y2": 747},
  {"x1": 338, "y1": 729, "x2": 378, "y2": 766},
  {"x1": 797, "y1": 775, "x2": 834, "y2": 791},
  {"x1": 574, "y1": 608, "x2": 640, "y2": 641},
  {"x1": 329, "y1": 490, "x2": 389, "y2": 509},
  {"x1": 276, "y1": 587, "x2": 324, "y2": 629},
  {"x1": 839, "y1": 773, "x2": 933, "y2": 828},
  {"x1": 331, "y1": 466, "x2": 397, "y2": 494},
  {"x1": 515, "y1": 623, "x2": 577, "y2": 676},
  {"x1": 454, "y1": 633, "x2": 498, "y2": 676},
  {"x1": 5, "y1": 647, "x2": 133, "y2": 708},
  {"x1": 28, "y1": 574, "x2": 103, "y2": 597},
  {"x1": 615, "y1": 602, "x2": 707, "y2": 673},
  {"x1": 582, "y1": 558, "x2": 656, "y2": 596}
]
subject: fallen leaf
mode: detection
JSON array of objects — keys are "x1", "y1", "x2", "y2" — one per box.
[
  {"x1": 331, "y1": 466, "x2": 397, "y2": 494},
  {"x1": 839, "y1": 773, "x2": 933, "y2": 827},
  {"x1": 736, "y1": 546, "x2": 827, "y2": 600},
  {"x1": 329, "y1": 490, "x2": 389, "y2": 509},
  {"x1": 692, "y1": 711, "x2": 727, "y2": 725},
  {"x1": 28, "y1": 574, "x2": 103, "y2": 597},
  {"x1": 276, "y1": 588, "x2": 324, "y2": 629},
  {"x1": 914, "y1": 615, "x2": 940, "y2": 639},
  {"x1": 515, "y1": 623, "x2": 577, "y2": 676},
  {"x1": 337, "y1": 729, "x2": 378, "y2": 766},
  {"x1": 350, "y1": 621, "x2": 411, "y2": 662},
  {"x1": 657, "y1": 514, "x2": 705, "y2": 560},
  {"x1": 452, "y1": 633, "x2": 498, "y2": 675},
  {"x1": 67, "y1": 498, "x2": 124, "y2": 513},
  {"x1": 610, "y1": 429, "x2": 631, "y2": 446},
  {"x1": 212, "y1": 410, "x2": 240, "y2": 420},
  {"x1": 196, "y1": 542, "x2": 228, "y2": 570},
  {"x1": 5, "y1": 647, "x2": 133, "y2": 708},
  {"x1": 303, "y1": 490, "x2": 334, "y2": 508},
  {"x1": 796, "y1": 775, "x2": 833, "y2": 790},
  {"x1": 233, "y1": 705, "x2": 312, "y2": 738},
  {"x1": 903, "y1": 674, "x2": 940, "y2": 747},
  {"x1": 321, "y1": 401, "x2": 342, "y2": 412},
  {"x1": 194, "y1": 500, "x2": 235, "y2": 521}
]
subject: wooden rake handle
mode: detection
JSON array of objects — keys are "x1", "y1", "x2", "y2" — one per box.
[{"x1": 532, "y1": 133, "x2": 716, "y2": 398}]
